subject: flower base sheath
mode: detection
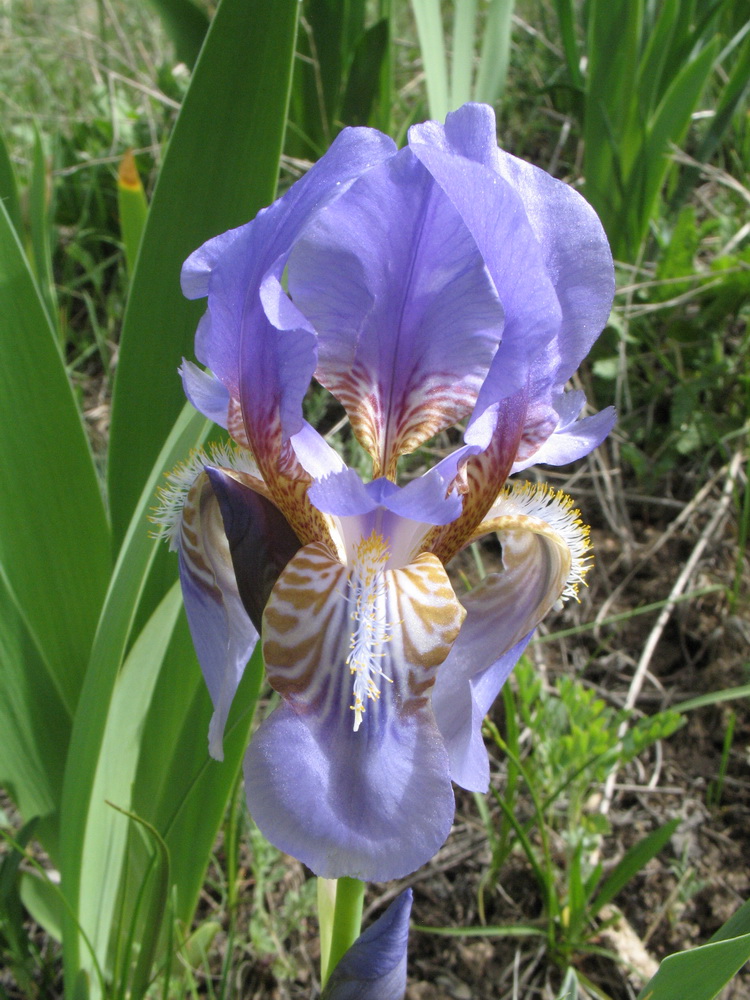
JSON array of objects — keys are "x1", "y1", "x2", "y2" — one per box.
[{"x1": 156, "y1": 103, "x2": 615, "y2": 881}]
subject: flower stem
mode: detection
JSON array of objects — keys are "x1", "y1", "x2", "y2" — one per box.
[{"x1": 318, "y1": 876, "x2": 365, "y2": 986}]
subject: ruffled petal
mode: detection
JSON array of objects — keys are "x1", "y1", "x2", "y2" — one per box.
[
  {"x1": 408, "y1": 126, "x2": 562, "y2": 424},
  {"x1": 179, "y1": 359, "x2": 230, "y2": 429},
  {"x1": 288, "y1": 147, "x2": 504, "y2": 477},
  {"x1": 433, "y1": 634, "x2": 532, "y2": 792},
  {"x1": 411, "y1": 102, "x2": 615, "y2": 390},
  {"x1": 175, "y1": 471, "x2": 258, "y2": 760},
  {"x1": 244, "y1": 541, "x2": 464, "y2": 879},
  {"x1": 409, "y1": 104, "x2": 614, "y2": 476},
  {"x1": 181, "y1": 127, "x2": 396, "y2": 402},
  {"x1": 322, "y1": 890, "x2": 412, "y2": 1000}
]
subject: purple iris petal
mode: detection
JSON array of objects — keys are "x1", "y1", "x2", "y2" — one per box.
[
  {"x1": 174, "y1": 475, "x2": 259, "y2": 760},
  {"x1": 321, "y1": 890, "x2": 412, "y2": 1000},
  {"x1": 309, "y1": 467, "x2": 461, "y2": 526},
  {"x1": 433, "y1": 634, "x2": 532, "y2": 792},
  {"x1": 512, "y1": 401, "x2": 616, "y2": 472},
  {"x1": 244, "y1": 701, "x2": 454, "y2": 881},
  {"x1": 179, "y1": 359, "x2": 230, "y2": 429},
  {"x1": 409, "y1": 129, "x2": 561, "y2": 417},
  {"x1": 287, "y1": 147, "x2": 504, "y2": 473},
  {"x1": 289, "y1": 422, "x2": 347, "y2": 479},
  {"x1": 410, "y1": 103, "x2": 614, "y2": 466},
  {"x1": 181, "y1": 127, "x2": 396, "y2": 439}
]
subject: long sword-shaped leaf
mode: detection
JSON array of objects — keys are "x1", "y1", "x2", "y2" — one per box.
[
  {"x1": 133, "y1": 631, "x2": 264, "y2": 929},
  {"x1": 0, "y1": 200, "x2": 110, "y2": 714},
  {"x1": 59, "y1": 403, "x2": 210, "y2": 993},
  {"x1": 107, "y1": 0, "x2": 299, "y2": 548},
  {"x1": 74, "y1": 581, "x2": 185, "y2": 987},
  {"x1": 637, "y1": 932, "x2": 750, "y2": 1000},
  {"x1": 0, "y1": 572, "x2": 69, "y2": 863}
]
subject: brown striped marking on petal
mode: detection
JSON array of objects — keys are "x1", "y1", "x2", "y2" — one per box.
[
  {"x1": 322, "y1": 361, "x2": 482, "y2": 481},
  {"x1": 262, "y1": 535, "x2": 466, "y2": 732}
]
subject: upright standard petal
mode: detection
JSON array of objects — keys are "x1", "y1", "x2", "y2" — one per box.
[
  {"x1": 321, "y1": 890, "x2": 412, "y2": 1000},
  {"x1": 288, "y1": 148, "x2": 504, "y2": 477},
  {"x1": 410, "y1": 103, "x2": 615, "y2": 474},
  {"x1": 244, "y1": 538, "x2": 464, "y2": 879}
]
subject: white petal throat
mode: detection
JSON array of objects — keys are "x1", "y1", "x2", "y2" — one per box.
[{"x1": 346, "y1": 531, "x2": 397, "y2": 731}]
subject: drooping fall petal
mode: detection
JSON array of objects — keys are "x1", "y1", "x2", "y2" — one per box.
[
  {"x1": 171, "y1": 470, "x2": 259, "y2": 760},
  {"x1": 244, "y1": 540, "x2": 464, "y2": 879}
]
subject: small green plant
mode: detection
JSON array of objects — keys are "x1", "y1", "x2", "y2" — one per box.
[{"x1": 446, "y1": 658, "x2": 684, "y2": 985}]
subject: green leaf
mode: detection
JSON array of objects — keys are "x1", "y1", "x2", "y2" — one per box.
[
  {"x1": 410, "y1": 0, "x2": 449, "y2": 119},
  {"x1": 340, "y1": 19, "x2": 391, "y2": 128},
  {"x1": 671, "y1": 25, "x2": 750, "y2": 210},
  {"x1": 0, "y1": 126, "x2": 22, "y2": 236},
  {"x1": 0, "y1": 572, "x2": 70, "y2": 861},
  {"x1": 709, "y1": 897, "x2": 750, "y2": 944},
  {"x1": 415, "y1": 923, "x2": 546, "y2": 938},
  {"x1": 28, "y1": 127, "x2": 58, "y2": 337},
  {"x1": 630, "y1": 39, "x2": 718, "y2": 251},
  {"x1": 451, "y1": 0, "x2": 478, "y2": 109},
  {"x1": 557, "y1": 966, "x2": 580, "y2": 1000},
  {"x1": 637, "y1": 933, "x2": 750, "y2": 1000},
  {"x1": 474, "y1": 0, "x2": 515, "y2": 105},
  {"x1": 107, "y1": 0, "x2": 299, "y2": 547},
  {"x1": 590, "y1": 819, "x2": 680, "y2": 917},
  {"x1": 145, "y1": 0, "x2": 210, "y2": 69},
  {"x1": 583, "y1": 0, "x2": 642, "y2": 225},
  {"x1": 636, "y1": 0, "x2": 679, "y2": 115},
  {"x1": 19, "y1": 869, "x2": 64, "y2": 945},
  {"x1": 0, "y1": 199, "x2": 110, "y2": 715},
  {"x1": 73, "y1": 582, "x2": 184, "y2": 983},
  {"x1": 553, "y1": 0, "x2": 584, "y2": 90},
  {"x1": 59, "y1": 403, "x2": 210, "y2": 993},
  {"x1": 673, "y1": 683, "x2": 750, "y2": 714},
  {"x1": 131, "y1": 621, "x2": 263, "y2": 932}
]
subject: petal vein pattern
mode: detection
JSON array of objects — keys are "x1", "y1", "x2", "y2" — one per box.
[{"x1": 262, "y1": 539, "x2": 465, "y2": 728}]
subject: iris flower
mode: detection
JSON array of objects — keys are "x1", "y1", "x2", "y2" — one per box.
[{"x1": 156, "y1": 103, "x2": 615, "y2": 882}]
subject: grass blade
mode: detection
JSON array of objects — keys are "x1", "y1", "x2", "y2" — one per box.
[
  {"x1": 410, "y1": 0, "x2": 450, "y2": 119},
  {"x1": 474, "y1": 0, "x2": 515, "y2": 106},
  {"x1": 590, "y1": 819, "x2": 679, "y2": 917}
]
